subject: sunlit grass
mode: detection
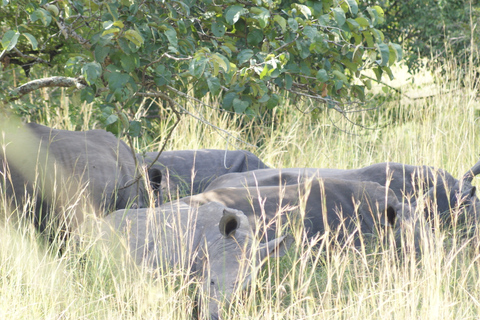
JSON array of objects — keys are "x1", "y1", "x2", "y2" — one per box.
[{"x1": 1, "y1": 59, "x2": 480, "y2": 319}]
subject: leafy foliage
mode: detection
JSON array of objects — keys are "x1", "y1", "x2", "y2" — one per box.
[
  {"x1": 364, "y1": 0, "x2": 480, "y2": 73},
  {"x1": 0, "y1": 0, "x2": 402, "y2": 131}
]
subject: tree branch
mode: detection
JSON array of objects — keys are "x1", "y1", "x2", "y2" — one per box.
[
  {"x1": 3, "y1": 76, "x2": 87, "y2": 104},
  {"x1": 55, "y1": 17, "x2": 92, "y2": 49}
]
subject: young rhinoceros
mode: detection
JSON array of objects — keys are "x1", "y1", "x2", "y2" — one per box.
[{"x1": 83, "y1": 201, "x2": 292, "y2": 319}]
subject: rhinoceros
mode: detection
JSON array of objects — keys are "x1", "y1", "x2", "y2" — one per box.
[
  {"x1": 138, "y1": 149, "x2": 269, "y2": 198},
  {"x1": 183, "y1": 178, "x2": 428, "y2": 252},
  {"x1": 204, "y1": 161, "x2": 480, "y2": 231},
  {"x1": 0, "y1": 122, "x2": 162, "y2": 237},
  {"x1": 80, "y1": 201, "x2": 293, "y2": 319}
]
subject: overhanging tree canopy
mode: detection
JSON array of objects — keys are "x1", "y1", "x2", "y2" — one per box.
[{"x1": 1, "y1": 0, "x2": 402, "y2": 134}]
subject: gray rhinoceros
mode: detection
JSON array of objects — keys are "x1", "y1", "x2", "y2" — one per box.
[
  {"x1": 183, "y1": 178, "x2": 428, "y2": 252},
  {"x1": 0, "y1": 122, "x2": 162, "y2": 237},
  {"x1": 82, "y1": 201, "x2": 292, "y2": 319},
  {"x1": 138, "y1": 149, "x2": 269, "y2": 198},
  {"x1": 204, "y1": 161, "x2": 480, "y2": 232}
]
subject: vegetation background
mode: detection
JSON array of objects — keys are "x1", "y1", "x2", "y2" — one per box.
[{"x1": 1, "y1": 0, "x2": 480, "y2": 318}]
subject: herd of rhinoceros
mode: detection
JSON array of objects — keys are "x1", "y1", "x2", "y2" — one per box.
[{"x1": 1, "y1": 122, "x2": 480, "y2": 319}]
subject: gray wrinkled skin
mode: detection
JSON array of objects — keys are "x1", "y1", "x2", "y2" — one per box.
[
  {"x1": 0, "y1": 122, "x2": 161, "y2": 235},
  {"x1": 183, "y1": 178, "x2": 429, "y2": 253},
  {"x1": 204, "y1": 162, "x2": 480, "y2": 233},
  {"x1": 138, "y1": 149, "x2": 269, "y2": 197},
  {"x1": 84, "y1": 201, "x2": 292, "y2": 319}
]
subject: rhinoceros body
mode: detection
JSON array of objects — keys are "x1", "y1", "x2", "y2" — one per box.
[
  {"x1": 139, "y1": 149, "x2": 269, "y2": 197},
  {"x1": 184, "y1": 177, "x2": 427, "y2": 251},
  {"x1": 0, "y1": 122, "x2": 161, "y2": 236},
  {"x1": 83, "y1": 201, "x2": 292, "y2": 319},
  {"x1": 205, "y1": 162, "x2": 480, "y2": 231}
]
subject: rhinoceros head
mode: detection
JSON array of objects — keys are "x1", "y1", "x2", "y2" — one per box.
[
  {"x1": 421, "y1": 160, "x2": 480, "y2": 233},
  {"x1": 196, "y1": 205, "x2": 292, "y2": 319}
]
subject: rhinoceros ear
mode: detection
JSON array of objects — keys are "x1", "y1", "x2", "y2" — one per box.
[
  {"x1": 259, "y1": 235, "x2": 294, "y2": 261},
  {"x1": 219, "y1": 208, "x2": 244, "y2": 237},
  {"x1": 470, "y1": 186, "x2": 476, "y2": 197}
]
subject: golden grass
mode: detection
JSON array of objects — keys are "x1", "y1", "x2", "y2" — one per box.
[{"x1": 1, "y1": 60, "x2": 480, "y2": 319}]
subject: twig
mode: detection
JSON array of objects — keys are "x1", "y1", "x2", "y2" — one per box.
[
  {"x1": 55, "y1": 17, "x2": 92, "y2": 49},
  {"x1": 12, "y1": 47, "x2": 50, "y2": 65}
]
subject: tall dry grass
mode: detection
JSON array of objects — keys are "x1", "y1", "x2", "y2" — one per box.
[{"x1": 1, "y1": 60, "x2": 480, "y2": 319}]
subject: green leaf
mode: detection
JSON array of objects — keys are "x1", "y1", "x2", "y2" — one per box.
[
  {"x1": 106, "y1": 71, "x2": 132, "y2": 90},
  {"x1": 362, "y1": 31, "x2": 374, "y2": 48},
  {"x1": 189, "y1": 57, "x2": 208, "y2": 78},
  {"x1": 372, "y1": 5, "x2": 385, "y2": 24},
  {"x1": 105, "y1": 114, "x2": 118, "y2": 126},
  {"x1": 237, "y1": 49, "x2": 254, "y2": 65},
  {"x1": 247, "y1": 29, "x2": 263, "y2": 46},
  {"x1": 22, "y1": 33, "x2": 37, "y2": 50},
  {"x1": 285, "y1": 74, "x2": 293, "y2": 90},
  {"x1": 316, "y1": 69, "x2": 329, "y2": 82},
  {"x1": 95, "y1": 45, "x2": 110, "y2": 63},
  {"x1": 102, "y1": 28, "x2": 121, "y2": 36},
  {"x1": 129, "y1": 121, "x2": 141, "y2": 137},
  {"x1": 30, "y1": 8, "x2": 52, "y2": 26},
  {"x1": 266, "y1": 93, "x2": 280, "y2": 109},
  {"x1": 120, "y1": 54, "x2": 139, "y2": 72},
  {"x1": 389, "y1": 43, "x2": 403, "y2": 63},
  {"x1": 293, "y1": 4, "x2": 312, "y2": 19},
  {"x1": 225, "y1": 5, "x2": 245, "y2": 25},
  {"x1": 372, "y1": 29, "x2": 384, "y2": 43},
  {"x1": 215, "y1": 53, "x2": 230, "y2": 70},
  {"x1": 345, "y1": 0, "x2": 358, "y2": 15},
  {"x1": 222, "y1": 92, "x2": 237, "y2": 110},
  {"x1": 375, "y1": 43, "x2": 389, "y2": 66},
  {"x1": 332, "y1": 8, "x2": 346, "y2": 27},
  {"x1": 124, "y1": 29, "x2": 144, "y2": 47},
  {"x1": 355, "y1": 17, "x2": 370, "y2": 28},
  {"x1": 288, "y1": 18, "x2": 298, "y2": 32},
  {"x1": 383, "y1": 66, "x2": 394, "y2": 80},
  {"x1": 1, "y1": 30, "x2": 20, "y2": 51},
  {"x1": 273, "y1": 15, "x2": 287, "y2": 33},
  {"x1": 154, "y1": 65, "x2": 172, "y2": 86},
  {"x1": 252, "y1": 7, "x2": 271, "y2": 28},
  {"x1": 373, "y1": 67, "x2": 383, "y2": 81},
  {"x1": 207, "y1": 76, "x2": 221, "y2": 96},
  {"x1": 212, "y1": 21, "x2": 226, "y2": 37},
  {"x1": 303, "y1": 26, "x2": 317, "y2": 40},
  {"x1": 81, "y1": 62, "x2": 102, "y2": 85},
  {"x1": 80, "y1": 87, "x2": 95, "y2": 104},
  {"x1": 332, "y1": 70, "x2": 348, "y2": 82},
  {"x1": 163, "y1": 27, "x2": 178, "y2": 48},
  {"x1": 233, "y1": 97, "x2": 249, "y2": 113},
  {"x1": 346, "y1": 18, "x2": 360, "y2": 32}
]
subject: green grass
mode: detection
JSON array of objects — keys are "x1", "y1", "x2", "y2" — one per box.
[{"x1": 2, "y1": 60, "x2": 480, "y2": 319}]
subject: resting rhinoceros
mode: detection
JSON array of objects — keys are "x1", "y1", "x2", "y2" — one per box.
[
  {"x1": 183, "y1": 178, "x2": 428, "y2": 252},
  {"x1": 80, "y1": 201, "x2": 293, "y2": 319},
  {"x1": 0, "y1": 122, "x2": 162, "y2": 237},
  {"x1": 138, "y1": 149, "x2": 269, "y2": 198},
  {"x1": 204, "y1": 161, "x2": 480, "y2": 231}
]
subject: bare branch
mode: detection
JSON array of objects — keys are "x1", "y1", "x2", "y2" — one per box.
[
  {"x1": 3, "y1": 76, "x2": 87, "y2": 104},
  {"x1": 55, "y1": 17, "x2": 92, "y2": 49},
  {"x1": 12, "y1": 47, "x2": 50, "y2": 65}
]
